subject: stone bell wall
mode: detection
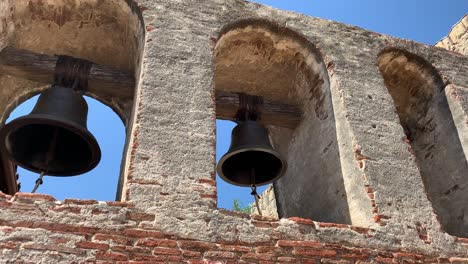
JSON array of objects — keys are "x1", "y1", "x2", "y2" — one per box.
[{"x1": 0, "y1": 0, "x2": 467, "y2": 263}]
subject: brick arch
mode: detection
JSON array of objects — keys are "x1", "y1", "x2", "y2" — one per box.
[
  {"x1": 214, "y1": 19, "x2": 374, "y2": 226},
  {"x1": 0, "y1": 0, "x2": 146, "y2": 197},
  {"x1": 378, "y1": 48, "x2": 468, "y2": 238}
]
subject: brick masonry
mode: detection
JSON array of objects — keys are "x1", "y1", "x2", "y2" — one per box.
[{"x1": 0, "y1": 0, "x2": 467, "y2": 263}]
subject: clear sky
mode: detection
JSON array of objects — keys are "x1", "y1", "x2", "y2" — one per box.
[{"x1": 5, "y1": 1, "x2": 467, "y2": 208}]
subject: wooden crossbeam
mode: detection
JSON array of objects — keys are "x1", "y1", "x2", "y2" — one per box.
[
  {"x1": 0, "y1": 47, "x2": 302, "y2": 129},
  {"x1": 216, "y1": 91, "x2": 302, "y2": 129}
]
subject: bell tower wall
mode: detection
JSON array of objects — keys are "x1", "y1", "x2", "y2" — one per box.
[{"x1": 0, "y1": 0, "x2": 466, "y2": 262}]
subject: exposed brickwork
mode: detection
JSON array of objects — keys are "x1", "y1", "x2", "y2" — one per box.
[{"x1": 0, "y1": 192, "x2": 467, "y2": 262}]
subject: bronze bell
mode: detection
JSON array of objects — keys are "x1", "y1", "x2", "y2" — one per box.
[
  {"x1": 217, "y1": 121, "x2": 286, "y2": 187},
  {"x1": 0, "y1": 86, "x2": 101, "y2": 176}
]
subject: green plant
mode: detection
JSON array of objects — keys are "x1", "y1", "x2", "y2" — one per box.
[{"x1": 232, "y1": 199, "x2": 252, "y2": 214}]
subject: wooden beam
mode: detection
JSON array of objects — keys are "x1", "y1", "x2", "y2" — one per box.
[
  {"x1": 0, "y1": 47, "x2": 135, "y2": 99},
  {"x1": 216, "y1": 91, "x2": 302, "y2": 129},
  {"x1": 0, "y1": 47, "x2": 302, "y2": 129}
]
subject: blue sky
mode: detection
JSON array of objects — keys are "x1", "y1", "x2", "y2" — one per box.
[{"x1": 5, "y1": 1, "x2": 467, "y2": 209}]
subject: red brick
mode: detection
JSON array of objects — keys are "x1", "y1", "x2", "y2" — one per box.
[
  {"x1": 136, "y1": 238, "x2": 177, "y2": 247},
  {"x1": 374, "y1": 256, "x2": 394, "y2": 263},
  {"x1": 256, "y1": 246, "x2": 281, "y2": 253},
  {"x1": 93, "y1": 233, "x2": 129, "y2": 245},
  {"x1": 76, "y1": 241, "x2": 109, "y2": 250},
  {"x1": 350, "y1": 226, "x2": 373, "y2": 235},
  {"x1": 179, "y1": 240, "x2": 218, "y2": 250},
  {"x1": 252, "y1": 221, "x2": 276, "y2": 228},
  {"x1": 288, "y1": 217, "x2": 315, "y2": 226},
  {"x1": 182, "y1": 249, "x2": 202, "y2": 257},
  {"x1": 219, "y1": 244, "x2": 251, "y2": 252},
  {"x1": 455, "y1": 237, "x2": 468, "y2": 244},
  {"x1": 393, "y1": 252, "x2": 423, "y2": 260},
  {"x1": 241, "y1": 252, "x2": 274, "y2": 261},
  {"x1": 129, "y1": 253, "x2": 165, "y2": 261},
  {"x1": 63, "y1": 198, "x2": 98, "y2": 205},
  {"x1": 126, "y1": 212, "x2": 155, "y2": 221},
  {"x1": 199, "y1": 179, "x2": 216, "y2": 186},
  {"x1": 123, "y1": 229, "x2": 164, "y2": 238},
  {"x1": 15, "y1": 192, "x2": 56, "y2": 202},
  {"x1": 340, "y1": 253, "x2": 369, "y2": 260},
  {"x1": 278, "y1": 240, "x2": 322, "y2": 248},
  {"x1": 153, "y1": 247, "x2": 181, "y2": 255},
  {"x1": 200, "y1": 194, "x2": 217, "y2": 200},
  {"x1": 204, "y1": 251, "x2": 236, "y2": 259},
  {"x1": 111, "y1": 245, "x2": 151, "y2": 254},
  {"x1": 277, "y1": 256, "x2": 297, "y2": 263},
  {"x1": 293, "y1": 248, "x2": 337, "y2": 257},
  {"x1": 0, "y1": 241, "x2": 18, "y2": 249},
  {"x1": 318, "y1": 222, "x2": 348, "y2": 228},
  {"x1": 96, "y1": 251, "x2": 128, "y2": 261},
  {"x1": 449, "y1": 257, "x2": 468, "y2": 264},
  {"x1": 167, "y1": 255, "x2": 184, "y2": 261},
  {"x1": 251, "y1": 214, "x2": 279, "y2": 222},
  {"x1": 299, "y1": 258, "x2": 317, "y2": 264}
]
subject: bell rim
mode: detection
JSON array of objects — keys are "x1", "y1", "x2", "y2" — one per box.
[
  {"x1": 216, "y1": 146, "x2": 287, "y2": 187},
  {"x1": 0, "y1": 114, "x2": 101, "y2": 176}
]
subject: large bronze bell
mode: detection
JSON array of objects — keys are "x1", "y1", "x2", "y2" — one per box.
[
  {"x1": 0, "y1": 86, "x2": 101, "y2": 176},
  {"x1": 217, "y1": 121, "x2": 286, "y2": 187}
]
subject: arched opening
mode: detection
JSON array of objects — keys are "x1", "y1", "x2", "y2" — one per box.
[
  {"x1": 214, "y1": 19, "x2": 373, "y2": 225},
  {"x1": 6, "y1": 95, "x2": 125, "y2": 200},
  {"x1": 0, "y1": 0, "x2": 145, "y2": 200},
  {"x1": 378, "y1": 48, "x2": 468, "y2": 237}
]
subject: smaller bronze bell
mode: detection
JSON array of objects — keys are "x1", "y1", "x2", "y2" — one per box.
[
  {"x1": 0, "y1": 86, "x2": 101, "y2": 176},
  {"x1": 217, "y1": 121, "x2": 286, "y2": 187}
]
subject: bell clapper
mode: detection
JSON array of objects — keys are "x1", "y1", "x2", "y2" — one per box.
[
  {"x1": 31, "y1": 126, "x2": 58, "y2": 193},
  {"x1": 250, "y1": 168, "x2": 262, "y2": 216},
  {"x1": 31, "y1": 171, "x2": 45, "y2": 193}
]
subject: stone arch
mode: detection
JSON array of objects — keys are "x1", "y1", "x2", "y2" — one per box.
[
  {"x1": 0, "y1": 0, "x2": 145, "y2": 199},
  {"x1": 215, "y1": 19, "x2": 374, "y2": 226},
  {"x1": 378, "y1": 48, "x2": 468, "y2": 237}
]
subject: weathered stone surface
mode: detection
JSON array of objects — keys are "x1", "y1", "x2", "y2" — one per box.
[
  {"x1": 436, "y1": 14, "x2": 468, "y2": 55},
  {"x1": 0, "y1": 0, "x2": 466, "y2": 262}
]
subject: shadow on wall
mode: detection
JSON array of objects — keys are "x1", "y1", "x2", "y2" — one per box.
[
  {"x1": 378, "y1": 48, "x2": 468, "y2": 238},
  {"x1": 214, "y1": 19, "x2": 373, "y2": 225}
]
